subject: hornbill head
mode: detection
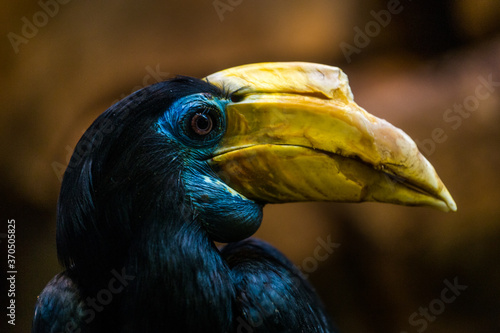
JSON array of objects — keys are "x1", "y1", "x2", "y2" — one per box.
[{"x1": 57, "y1": 62, "x2": 456, "y2": 290}]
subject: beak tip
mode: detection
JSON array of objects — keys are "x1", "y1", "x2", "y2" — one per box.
[
  {"x1": 445, "y1": 197, "x2": 458, "y2": 213},
  {"x1": 437, "y1": 188, "x2": 457, "y2": 212}
]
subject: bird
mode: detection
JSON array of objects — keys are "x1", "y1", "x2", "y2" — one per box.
[{"x1": 32, "y1": 62, "x2": 456, "y2": 333}]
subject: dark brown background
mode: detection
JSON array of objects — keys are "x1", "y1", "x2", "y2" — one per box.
[{"x1": 1, "y1": 0, "x2": 500, "y2": 332}]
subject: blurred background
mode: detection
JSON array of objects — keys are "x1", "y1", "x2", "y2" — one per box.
[{"x1": 1, "y1": 0, "x2": 500, "y2": 332}]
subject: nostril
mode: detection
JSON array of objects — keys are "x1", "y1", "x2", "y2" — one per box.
[{"x1": 230, "y1": 94, "x2": 245, "y2": 103}]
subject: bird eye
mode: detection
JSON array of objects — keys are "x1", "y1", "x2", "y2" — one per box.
[
  {"x1": 172, "y1": 96, "x2": 225, "y2": 146},
  {"x1": 191, "y1": 113, "x2": 213, "y2": 136}
]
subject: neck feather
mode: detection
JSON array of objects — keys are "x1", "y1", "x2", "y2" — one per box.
[{"x1": 121, "y1": 208, "x2": 235, "y2": 332}]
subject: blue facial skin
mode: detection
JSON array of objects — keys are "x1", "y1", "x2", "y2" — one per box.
[{"x1": 156, "y1": 93, "x2": 263, "y2": 243}]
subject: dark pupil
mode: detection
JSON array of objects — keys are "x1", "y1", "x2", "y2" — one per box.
[{"x1": 191, "y1": 113, "x2": 213, "y2": 135}]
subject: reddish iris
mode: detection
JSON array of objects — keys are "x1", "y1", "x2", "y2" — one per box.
[{"x1": 191, "y1": 113, "x2": 213, "y2": 136}]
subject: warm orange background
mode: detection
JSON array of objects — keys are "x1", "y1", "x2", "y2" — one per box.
[{"x1": 2, "y1": 1, "x2": 500, "y2": 332}]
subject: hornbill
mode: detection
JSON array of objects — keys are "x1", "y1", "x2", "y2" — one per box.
[{"x1": 32, "y1": 62, "x2": 456, "y2": 333}]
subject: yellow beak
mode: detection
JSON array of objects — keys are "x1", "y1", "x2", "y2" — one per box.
[{"x1": 204, "y1": 62, "x2": 457, "y2": 212}]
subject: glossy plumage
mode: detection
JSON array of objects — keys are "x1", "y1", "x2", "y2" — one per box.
[{"x1": 33, "y1": 77, "x2": 336, "y2": 332}]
